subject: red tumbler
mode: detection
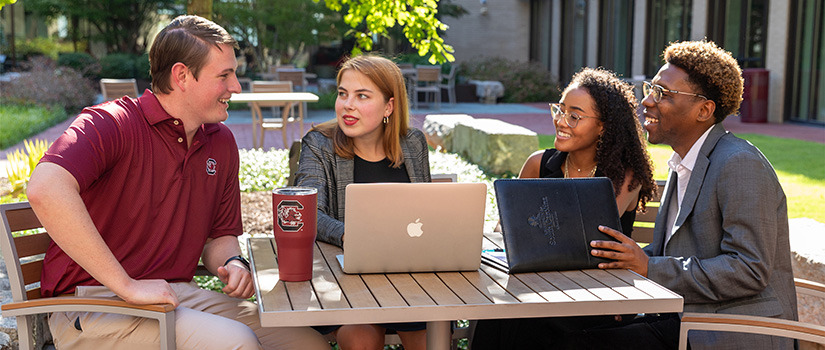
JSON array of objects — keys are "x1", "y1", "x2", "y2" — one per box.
[{"x1": 272, "y1": 187, "x2": 318, "y2": 281}]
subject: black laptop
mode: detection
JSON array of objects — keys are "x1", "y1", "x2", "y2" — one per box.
[{"x1": 493, "y1": 177, "x2": 623, "y2": 273}]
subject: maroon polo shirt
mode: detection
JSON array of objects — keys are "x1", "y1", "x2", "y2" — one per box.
[{"x1": 39, "y1": 90, "x2": 242, "y2": 296}]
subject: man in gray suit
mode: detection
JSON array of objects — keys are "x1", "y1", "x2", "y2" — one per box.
[{"x1": 591, "y1": 40, "x2": 798, "y2": 349}]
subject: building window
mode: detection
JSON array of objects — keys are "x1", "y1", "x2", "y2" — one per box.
[
  {"x1": 530, "y1": 0, "x2": 553, "y2": 70},
  {"x1": 598, "y1": 0, "x2": 634, "y2": 77},
  {"x1": 561, "y1": 0, "x2": 589, "y2": 83},
  {"x1": 786, "y1": 0, "x2": 825, "y2": 124},
  {"x1": 644, "y1": 0, "x2": 692, "y2": 77},
  {"x1": 706, "y1": 0, "x2": 768, "y2": 68}
]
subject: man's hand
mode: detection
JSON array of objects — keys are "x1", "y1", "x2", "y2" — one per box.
[
  {"x1": 590, "y1": 225, "x2": 649, "y2": 277},
  {"x1": 217, "y1": 262, "x2": 254, "y2": 299},
  {"x1": 117, "y1": 279, "x2": 179, "y2": 307}
]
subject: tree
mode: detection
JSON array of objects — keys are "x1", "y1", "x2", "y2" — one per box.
[
  {"x1": 214, "y1": 0, "x2": 344, "y2": 72},
  {"x1": 0, "y1": 0, "x2": 17, "y2": 10},
  {"x1": 25, "y1": 0, "x2": 181, "y2": 55},
  {"x1": 320, "y1": 0, "x2": 455, "y2": 63}
]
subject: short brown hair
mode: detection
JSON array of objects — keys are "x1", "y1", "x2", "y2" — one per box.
[
  {"x1": 314, "y1": 54, "x2": 410, "y2": 167},
  {"x1": 664, "y1": 40, "x2": 743, "y2": 123},
  {"x1": 149, "y1": 15, "x2": 238, "y2": 94}
]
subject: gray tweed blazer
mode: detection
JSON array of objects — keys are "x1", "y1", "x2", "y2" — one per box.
[
  {"x1": 644, "y1": 124, "x2": 797, "y2": 350},
  {"x1": 294, "y1": 128, "x2": 431, "y2": 247}
]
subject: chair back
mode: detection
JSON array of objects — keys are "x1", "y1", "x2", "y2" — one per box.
[
  {"x1": 276, "y1": 69, "x2": 307, "y2": 91},
  {"x1": 0, "y1": 202, "x2": 50, "y2": 303},
  {"x1": 100, "y1": 78, "x2": 139, "y2": 101},
  {"x1": 397, "y1": 63, "x2": 414, "y2": 70},
  {"x1": 251, "y1": 81, "x2": 293, "y2": 108},
  {"x1": 415, "y1": 66, "x2": 442, "y2": 84},
  {"x1": 632, "y1": 180, "x2": 666, "y2": 243},
  {"x1": 269, "y1": 64, "x2": 296, "y2": 74},
  {"x1": 443, "y1": 65, "x2": 458, "y2": 86}
]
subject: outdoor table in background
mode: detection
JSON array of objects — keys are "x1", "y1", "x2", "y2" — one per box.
[
  {"x1": 229, "y1": 92, "x2": 319, "y2": 148},
  {"x1": 248, "y1": 231, "x2": 684, "y2": 350}
]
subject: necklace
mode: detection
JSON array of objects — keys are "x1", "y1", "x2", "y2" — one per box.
[{"x1": 564, "y1": 158, "x2": 597, "y2": 178}]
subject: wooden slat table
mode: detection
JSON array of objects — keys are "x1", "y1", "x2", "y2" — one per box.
[
  {"x1": 229, "y1": 92, "x2": 319, "y2": 148},
  {"x1": 249, "y1": 232, "x2": 683, "y2": 350}
]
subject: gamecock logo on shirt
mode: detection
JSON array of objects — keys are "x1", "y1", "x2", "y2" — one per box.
[
  {"x1": 277, "y1": 200, "x2": 305, "y2": 232},
  {"x1": 206, "y1": 158, "x2": 217, "y2": 175}
]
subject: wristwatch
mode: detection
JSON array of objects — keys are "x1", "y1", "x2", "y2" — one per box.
[{"x1": 224, "y1": 255, "x2": 251, "y2": 270}]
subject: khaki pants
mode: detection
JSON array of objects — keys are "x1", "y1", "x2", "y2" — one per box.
[{"x1": 49, "y1": 282, "x2": 329, "y2": 350}]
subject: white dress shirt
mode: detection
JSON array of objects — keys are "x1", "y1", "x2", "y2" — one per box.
[{"x1": 663, "y1": 124, "x2": 717, "y2": 248}]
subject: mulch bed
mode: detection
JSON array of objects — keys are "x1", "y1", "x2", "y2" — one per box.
[{"x1": 241, "y1": 191, "x2": 274, "y2": 236}]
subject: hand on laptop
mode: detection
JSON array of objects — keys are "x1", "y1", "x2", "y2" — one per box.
[{"x1": 590, "y1": 226, "x2": 649, "y2": 277}]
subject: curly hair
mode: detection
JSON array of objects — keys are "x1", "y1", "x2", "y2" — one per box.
[
  {"x1": 664, "y1": 40, "x2": 744, "y2": 123},
  {"x1": 567, "y1": 68, "x2": 657, "y2": 211}
]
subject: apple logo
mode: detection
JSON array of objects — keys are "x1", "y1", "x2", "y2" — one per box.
[{"x1": 406, "y1": 218, "x2": 424, "y2": 237}]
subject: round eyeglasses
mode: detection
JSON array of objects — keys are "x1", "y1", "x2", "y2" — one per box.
[
  {"x1": 643, "y1": 81, "x2": 708, "y2": 103},
  {"x1": 549, "y1": 103, "x2": 599, "y2": 128}
]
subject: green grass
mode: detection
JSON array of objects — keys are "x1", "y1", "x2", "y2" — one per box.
[
  {"x1": 0, "y1": 103, "x2": 67, "y2": 149},
  {"x1": 538, "y1": 133, "x2": 825, "y2": 222}
]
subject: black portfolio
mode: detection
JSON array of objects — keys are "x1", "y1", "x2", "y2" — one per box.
[{"x1": 493, "y1": 177, "x2": 623, "y2": 273}]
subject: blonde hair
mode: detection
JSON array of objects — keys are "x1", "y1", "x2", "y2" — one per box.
[{"x1": 314, "y1": 54, "x2": 410, "y2": 167}]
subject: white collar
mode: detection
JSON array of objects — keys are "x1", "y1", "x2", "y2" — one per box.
[{"x1": 667, "y1": 124, "x2": 716, "y2": 173}]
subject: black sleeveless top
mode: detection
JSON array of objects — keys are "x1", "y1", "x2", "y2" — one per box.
[
  {"x1": 353, "y1": 155, "x2": 410, "y2": 183},
  {"x1": 539, "y1": 149, "x2": 636, "y2": 235}
]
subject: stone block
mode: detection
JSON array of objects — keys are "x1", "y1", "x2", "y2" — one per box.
[
  {"x1": 423, "y1": 114, "x2": 476, "y2": 151},
  {"x1": 451, "y1": 118, "x2": 537, "y2": 175},
  {"x1": 789, "y1": 218, "x2": 825, "y2": 332}
]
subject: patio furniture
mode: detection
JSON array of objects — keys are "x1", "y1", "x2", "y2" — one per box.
[
  {"x1": 678, "y1": 278, "x2": 825, "y2": 349},
  {"x1": 248, "y1": 231, "x2": 684, "y2": 350},
  {"x1": 440, "y1": 65, "x2": 458, "y2": 105},
  {"x1": 250, "y1": 81, "x2": 294, "y2": 148},
  {"x1": 229, "y1": 91, "x2": 319, "y2": 149},
  {"x1": 0, "y1": 202, "x2": 177, "y2": 350},
  {"x1": 99, "y1": 78, "x2": 139, "y2": 101},
  {"x1": 411, "y1": 65, "x2": 442, "y2": 110}
]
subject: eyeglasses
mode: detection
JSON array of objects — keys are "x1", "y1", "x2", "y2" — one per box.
[
  {"x1": 549, "y1": 103, "x2": 599, "y2": 128},
  {"x1": 643, "y1": 81, "x2": 708, "y2": 103}
]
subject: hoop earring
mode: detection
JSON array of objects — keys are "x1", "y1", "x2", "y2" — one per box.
[{"x1": 383, "y1": 116, "x2": 389, "y2": 124}]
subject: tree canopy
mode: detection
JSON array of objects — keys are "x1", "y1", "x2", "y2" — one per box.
[
  {"x1": 320, "y1": 0, "x2": 455, "y2": 64},
  {"x1": 0, "y1": 0, "x2": 16, "y2": 10}
]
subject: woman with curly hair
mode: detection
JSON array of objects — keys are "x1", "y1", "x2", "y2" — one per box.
[
  {"x1": 474, "y1": 67, "x2": 656, "y2": 350},
  {"x1": 517, "y1": 67, "x2": 656, "y2": 235}
]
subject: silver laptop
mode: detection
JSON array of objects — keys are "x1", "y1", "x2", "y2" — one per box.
[{"x1": 338, "y1": 182, "x2": 487, "y2": 274}]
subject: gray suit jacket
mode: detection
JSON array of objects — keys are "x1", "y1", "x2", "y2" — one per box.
[
  {"x1": 643, "y1": 124, "x2": 797, "y2": 350},
  {"x1": 294, "y1": 128, "x2": 431, "y2": 247}
]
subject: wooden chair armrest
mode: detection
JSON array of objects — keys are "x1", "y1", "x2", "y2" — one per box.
[
  {"x1": 1, "y1": 296, "x2": 175, "y2": 315},
  {"x1": 679, "y1": 312, "x2": 825, "y2": 350},
  {"x1": 795, "y1": 278, "x2": 825, "y2": 299}
]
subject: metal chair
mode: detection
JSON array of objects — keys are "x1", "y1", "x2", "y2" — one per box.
[
  {"x1": 440, "y1": 65, "x2": 458, "y2": 105},
  {"x1": 250, "y1": 80, "x2": 294, "y2": 148},
  {"x1": 99, "y1": 78, "x2": 139, "y2": 102},
  {"x1": 411, "y1": 66, "x2": 442, "y2": 110},
  {"x1": 0, "y1": 202, "x2": 176, "y2": 350},
  {"x1": 678, "y1": 278, "x2": 825, "y2": 349}
]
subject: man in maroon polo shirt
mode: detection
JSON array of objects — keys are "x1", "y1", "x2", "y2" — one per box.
[{"x1": 26, "y1": 15, "x2": 328, "y2": 350}]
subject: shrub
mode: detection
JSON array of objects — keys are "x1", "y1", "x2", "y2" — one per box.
[
  {"x1": 0, "y1": 56, "x2": 95, "y2": 114},
  {"x1": 135, "y1": 53, "x2": 151, "y2": 80},
  {"x1": 238, "y1": 148, "x2": 290, "y2": 192},
  {"x1": 58, "y1": 52, "x2": 101, "y2": 78},
  {"x1": 100, "y1": 53, "x2": 137, "y2": 79},
  {"x1": 5, "y1": 139, "x2": 50, "y2": 198},
  {"x1": 308, "y1": 90, "x2": 337, "y2": 110},
  {"x1": 459, "y1": 57, "x2": 560, "y2": 103}
]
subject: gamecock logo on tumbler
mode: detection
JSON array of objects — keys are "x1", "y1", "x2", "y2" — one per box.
[{"x1": 277, "y1": 200, "x2": 305, "y2": 232}]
